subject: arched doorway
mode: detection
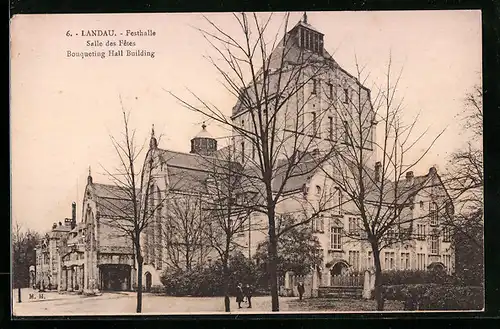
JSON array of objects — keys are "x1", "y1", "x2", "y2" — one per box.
[
  {"x1": 330, "y1": 262, "x2": 349, "y2": 276},
  {"x1": 145, "y1": 272, "x2": 152, "y2": 292},
  {"x1": 329, "y1": 261, "x2": 349, "y2": 286},
  {"x1": 428, "y1": 262, "x2": 446, "y2": 272}
]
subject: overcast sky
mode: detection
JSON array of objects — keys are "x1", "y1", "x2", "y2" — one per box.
[{"x1": 10, "y1": 11, "x2": 481, "y2": 233}]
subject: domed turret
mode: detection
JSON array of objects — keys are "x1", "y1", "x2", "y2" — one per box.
[{"x1": 190, "y1": 123, "x2": 217, "y2": 156}]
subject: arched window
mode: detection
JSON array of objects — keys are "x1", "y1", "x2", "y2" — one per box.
[
  {"x1": 316, "y1": 185, "x2": 321, "y2": 196},
  {"x1": 430, "y1": 202, "x2": 438, "y2": 226}
]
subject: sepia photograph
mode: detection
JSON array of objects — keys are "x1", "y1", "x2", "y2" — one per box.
[{"x1": 10, "y1": 10, "x2": 483, "y2": 316}]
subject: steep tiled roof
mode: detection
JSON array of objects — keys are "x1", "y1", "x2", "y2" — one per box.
[
  {"x1": 292, "y1": 20, "x2": 324, "y2": 34},
  {"x1": 93, "y1": 183, "x2": 134, "y2": 200},
  {"x1": 91, "y1": 183, "x2": 137, "y2": 220},
  {"x1": 158, "y1": 149, "x2": 239, "y2": 194}
]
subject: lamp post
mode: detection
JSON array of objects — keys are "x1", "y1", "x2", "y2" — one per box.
[{"x1": 33, "y1": 247, "x2": 37, "y2": 289}]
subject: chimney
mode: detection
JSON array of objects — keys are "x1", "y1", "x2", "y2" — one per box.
[
  {"x1": 71, "y1": 202, "x2": 77, "y2": 230},
  {"x1": 374, "y1": 161, "x2": 381, "y2": 182},
  {"x1": 52, "y1": 223, "x2": 57, "y2": 229},
  {"x1": 406, "y1": 171, "x2": 414, "y2": 184},
  {"x1": 429, "y1": 166, "x2": 437, "y2": 175},
  {"x1": 58, "y1": 221, "x2": 62, "y2": 226}
]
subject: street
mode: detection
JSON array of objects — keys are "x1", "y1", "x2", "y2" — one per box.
[{"x1": 12, "y1": 288, "x2": 298, "y2": 316}]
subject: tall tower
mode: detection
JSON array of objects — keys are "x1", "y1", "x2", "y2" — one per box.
[{"x1": 190, "y1": 123, "x2": 218, "y2": 156}]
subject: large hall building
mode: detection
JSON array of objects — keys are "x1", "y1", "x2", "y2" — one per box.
[{"x1": 34, "y1": 15, "x2": 454, "y2": 295}]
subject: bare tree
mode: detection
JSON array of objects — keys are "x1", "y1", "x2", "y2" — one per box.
[
  {"x1": 200, "y1": 140, "x2": 254, "y2": 312},
  {"x1": 12, "y1": 221, "x2": 40, "y2": 298},
  {"x1": 443, "y1": 82, "x2": 483, "y2": 284},
  {"x1": 99, "y1": 105, "x2": 169, "y2": 313},
  {"x1": 162, "y1": 192, "x2": 212, "y2": 271},
  {"x1": 320, "y1": 55, "x2": 447, "y2": 310},
  {"x1": 445, "y1": 83, "x2": 483, "y2": 229},
  {"x1": 169, "y1": 12, "x2": 337, "y2": 311}
]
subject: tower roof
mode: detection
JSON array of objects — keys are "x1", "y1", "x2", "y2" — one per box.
[
  {"x1": 292, "y1": 12, "x2": 324, "y2": 35},
  {"x1": 193, "y1": 122, "x2": 214, "y2": 139}
]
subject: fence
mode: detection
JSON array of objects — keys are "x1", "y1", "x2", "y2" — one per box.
[{"x1": 330, "y1": 274, "x2": 363, "y2": 287}]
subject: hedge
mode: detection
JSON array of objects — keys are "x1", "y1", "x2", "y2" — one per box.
[
  {"x1": 381, "y1": 270, "x2": 456, "y2": 286},
  {"x1": 383, "y1": 284, "x2": 483, "y2": 310},
  {"x1": 160, "y1": 252, "x2": 265, "y2": 296}
]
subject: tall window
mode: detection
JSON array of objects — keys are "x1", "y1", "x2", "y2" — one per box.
[
  {"x1": 337, "y1": 187, "x2": 342, "y2": 213},
  {"x1": 331, "y1": 187, "x2": 342, "y2": 214},
  {"x1": 349, "y1": 251, "x2": 360, "y2": 272},
  {"x1": 312, "y1": 112, "x2": 318, "y2": 136},
  {"x1": 417, "y1": 223, "x2": 426, "y2": 240},
  {"x1": 328, "y1": 116, "x2": 334, "y2": 140},
  {"x1": 443, "y1": 226, "x2": 452, "y2": 242},
  {"x1": 430, "y1": 233, "x2": 440, "y2": 255},
  {"x1": 330, "y1": 227, "x2": 342, "y2": 250},
  {"x1": 328, "y1": 83, "x2": 333, "y2": 99},
  {"x1": 241, "y1": 141, "x2": 245, "y2": 163},
  {"x1": 384, "y1": 252, "x2": 395, "y2": 270},
  {"x1": 348, "y1": 217, "x2": 358, "y2": 234},
  {"x1": 312, "y1": 79, "x2": 317, "y2": 94},
  {"x1": 417, "y1": 253, "x2": 426, "y2": 270},
  {"x1": 430, "y1": 202, "x2": 438, "y2": 226},
  {"x1": 343, "y1": 88, "x2": 349, "y2": 104},
  {"x1": 400, "y1": 252, "x2": 410, "y2": 270},
  {"x1": 343, "y1": 121, "x2": 349, "y2": 143}
]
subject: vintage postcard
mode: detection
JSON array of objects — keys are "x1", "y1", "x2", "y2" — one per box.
[{"x1": 10, "y1": 11, "x2": 483, "y2": 316}]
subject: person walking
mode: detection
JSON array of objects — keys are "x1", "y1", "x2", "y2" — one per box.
[
  {"x1": 243, "y1": 283, "x2": 253, "y2": 308},
  {"x1": 297, "y1": 281, "x2": 305, "y2": 300},
  {"x1": 236, "y1": 283, "x2": 244, "y2": 309}
]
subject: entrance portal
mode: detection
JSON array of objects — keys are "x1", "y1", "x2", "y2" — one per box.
[
  {"x1": 145, "y1": 272, "x2": 152, "y2": 292},
  {"x1": 99, "y1": 264, "x2": 131, "y2": 291},
  {"x1": 330, "y1": 262, "x2": 348, "y2": 276}
]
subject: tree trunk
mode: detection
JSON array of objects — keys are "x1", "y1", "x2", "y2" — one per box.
[
  {"x1": 267, "y1": 210, "x2": 280, "y2": 312},
  {"x1": 136, "y1": 254, "x2": 143, "y2": 313},
  {"x1": 372, "y1": 247, "x2": 385, "y2": 311},
  {"x1": 223, "y1": 259, "x2": 230, "y2": 312}
]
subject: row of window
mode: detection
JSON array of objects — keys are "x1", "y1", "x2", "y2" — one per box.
[
  {"x1": 323, "y1": 218, "x2": 452, "y2": 252},
  {"x1": 311, "y1": 78, "x2": 349, "y2": 104},
  {"x1": 333, "y1": 249, "x2": 451, "y2": 272},
  {"x1": 416, "y1": 223, "x2": 452, "y2": 242}
]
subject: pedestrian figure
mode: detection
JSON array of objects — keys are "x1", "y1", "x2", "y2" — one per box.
[
  {"x1": 243, "y1": 283, "x2": 253, "y2": 308},
  {"x1": 236, "y1": 283, "x2": 244, "y2": 309},
  {"x1": 297, "y1": 281, "x2": 305, "y2": 300}
]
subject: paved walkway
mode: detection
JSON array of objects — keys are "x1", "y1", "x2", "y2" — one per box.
[{"x1": 13, "y1": 289, "x2": 296, "y2": 316}]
